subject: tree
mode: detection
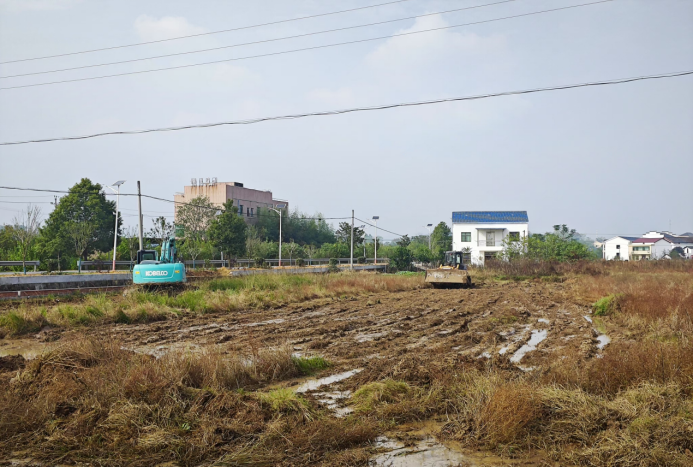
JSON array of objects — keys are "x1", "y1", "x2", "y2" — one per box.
[
  {"x1": 176, "y1": 196, "x2": 217, "y2": 267},
  {"x1": 12, "y1": 205, "x2": 42, "y2": 274},
  {"x1": 208, "y1": 200, "x2": 247, "y2": 261},
  {"x1": 390, "y1": 235, "x2": 413, "y2": 271},
  {"x1": 245, "y1": 225, "x2": 262, "y2": 259},
  {"x1": 335, "y1": 222, "x2": 365, "y2": 245},
  {"x1": 123, "y1": 227, "x2": 139, "y2": 264},
  {"x1": 304, "y1": 244, "x2": 317, "y2": 265},
  {"x1": 67, "y1": 221, "x2": 95, "y2": 271},
  {"x1": 430, "y1": 222, "x2": 452, "y2": 261},
  {"x1": 148, "y1": 216, "x2": 174, "y2": 247},
  {"x1": 38, "y1": 178, "x2": 119, "y2": 262}
]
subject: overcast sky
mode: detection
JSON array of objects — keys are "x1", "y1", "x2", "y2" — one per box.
[{"x1": 0, "y1": 0, "x2": 691, "y2": 239}]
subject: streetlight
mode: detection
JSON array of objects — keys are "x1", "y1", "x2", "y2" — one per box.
[
  {"x1": 425, "y1": 224, "x2": 433, "y2": 250},
  {"x1": 270, "y1": 203, "x2": 286, "y2": 267},
  {"x1": 372, "y1": 216, "x2": 379, "y2": 264},
  {"x1": 105, "y1": 180, "x2": 125, "y2": 272}
]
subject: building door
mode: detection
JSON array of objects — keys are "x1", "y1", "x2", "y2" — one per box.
[{"x1": 486, "y1": 231, "x2": 495, "y2": 247}]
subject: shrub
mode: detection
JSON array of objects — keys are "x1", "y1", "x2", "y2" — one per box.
[{"x1": 594, "y1": 294, "x2": 621, "y2": 316}]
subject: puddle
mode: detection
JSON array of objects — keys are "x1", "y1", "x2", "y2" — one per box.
[
  {"x1": 313, "y1": 390, "x2": 353, "y2": 417},
  {"x1": 295, "y1": 369, "x2": 362, "y2": 393},
  {"x1": 510, "y1": 329, "x2": 548, "y2": 363},
  {"x1": 0, "y1": 339, "x2": 54, "y2": 359},
  {"x1": 596, "y1": 334, "x2": 610, "y2": 350},
  {"x1": 124, "y1": 342, "x2": 202, "y2": 359},
  {"x1": 371, "y1": 436, "x2": 468, "y2": 466}
]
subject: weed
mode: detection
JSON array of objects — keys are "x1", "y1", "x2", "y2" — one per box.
[
  {"x1": 352, "y1": 380, "x2": 410, "y2": 412},
  {"x1": 257, "y1": 388, "x2": 311, "y2": 415},
  {"x1": 292, "y1": 355, "x2": 331, "y2": 375},
  {"x1": 594, "y1": 294, "x2": 620, "y2": 316}
]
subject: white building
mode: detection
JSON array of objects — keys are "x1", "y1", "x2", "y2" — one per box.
[
  {"x1": 602, "y1": 236, "x2": 637, "y2": 261},
  {"x1": 631, "y1": 237, "x2": 675, "y2": 260},
  {"x1": 451, "y1": 211, "x2": 529, "y2": 266}
]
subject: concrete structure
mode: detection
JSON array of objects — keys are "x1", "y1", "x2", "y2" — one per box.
[
  {"x1": 451, "y1": 211, "x2": 529, "y2": 266},
  {"x1": 602, "y1": 236, "x2": 637, "y2": 261},
  {"x1": 174, "y1": 179, "x2": 288, "y2": 224}
]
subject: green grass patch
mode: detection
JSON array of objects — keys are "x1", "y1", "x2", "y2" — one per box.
[
  {"x1": 351, "y1": 379, "x2": 410, "y2": 412},
  {"x1": 257, "y1": 388, "x2": 310, "y2": 414},
  {"x1": 594, "y1": 294, "x2": 621, "y2": 316},
  {"x1": 0, "y1": 310, "x2": 44, "y2": 335},
  {"x1": 292, "y1": 356, "x2": 331, "y2": 375}
]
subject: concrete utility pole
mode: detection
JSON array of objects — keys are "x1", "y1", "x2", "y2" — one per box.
[
  {"x1": 137, "y1": 181, "x2": 144, "y2": 251},
  {"x1": 373, "y1": 216, "x2": 379, "y2": 264},
  {"x1": 270, "y1": 203, "x2": 287, "y2": 267},
  {"x1": 107, "y1": 181, "x2": 125, "y2": 272},
  {"x1": 350, "y1": 210, "x2": 354, "y2": 270}
]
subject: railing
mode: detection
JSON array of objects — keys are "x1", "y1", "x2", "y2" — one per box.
[
  {"x1": 477, "y1": 239, "x2": 498, "y2": 247},
  {"x1": 186, "y1": 258, "x2": 389, "y2": 268},
  {"x1": 0, "y1": 261, "x2": 41, "y2": 272}
]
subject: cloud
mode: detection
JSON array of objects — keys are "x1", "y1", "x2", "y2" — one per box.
[
  {"x1": 365, "y1": 14, "x2": 507, "y2": 79},
  {"x1": 134, "y1": 15, "x2": 207, "y2": 42},
  {"x1": 0, "y1": 0, "x2": 81, "y2": 11},
  {"x1": 308, "y1": 87, "x2": 358, "y2": 108}
]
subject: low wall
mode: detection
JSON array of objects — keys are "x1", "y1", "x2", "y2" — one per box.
[{"x1": 0, "y1": 273, "x2": 132, "y2": 292}]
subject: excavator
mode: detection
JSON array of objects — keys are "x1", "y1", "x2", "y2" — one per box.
[
  {"x1": 133, "y1": 236, "x2": 186, "y2": 286},
  {"x1": 424, "y1": 251, "x2": 472, "y2": 288}
]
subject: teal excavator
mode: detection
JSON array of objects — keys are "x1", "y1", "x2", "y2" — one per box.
[{"x1": 133, "y1": 236, "x2": 186, "y2": 285}]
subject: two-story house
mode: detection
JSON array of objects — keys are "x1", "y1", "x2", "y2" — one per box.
[{"x1": 451, "y1": 211, "x2": 529, "y2": 266}]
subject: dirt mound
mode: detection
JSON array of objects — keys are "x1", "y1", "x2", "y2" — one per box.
[{"x1": 0, "y1": 354, "x2": 25, "y2": 373}]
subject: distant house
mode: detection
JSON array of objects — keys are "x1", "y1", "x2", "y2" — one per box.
[
  {"x1": 683, "y1": 246, "x2": 693, "y2": 259},
  {"x1": 631, "y1": 237, "x2": 675, "y2": 260},
  {"x1": 602, "y1": 236, "x2": 638, "y2": 260},
  {"x1": 451, "y1": 211, "x2": 529, "y2": 266}
]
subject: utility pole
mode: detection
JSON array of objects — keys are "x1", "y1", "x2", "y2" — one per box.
[
  {"x1": 137, "y1": 181, "x2": 144, "y2": 251},
  {"x1": 350, "y1": 210, "x2": 354, "y2": 270},
  {"x1": 373, "y1": 216, "x2": 379, "y2": 264}
]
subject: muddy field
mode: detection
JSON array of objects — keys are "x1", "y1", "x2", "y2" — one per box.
[{"x1": 1, "y1": 265, "x2": 692, "y2": 466}]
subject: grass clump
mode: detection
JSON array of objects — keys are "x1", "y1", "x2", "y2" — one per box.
[
  {"x1": 292, "y1": 355, "x2": 331, "y2": 375},
  {"x1": 257, "y1": 388, "x2": 311, "y2": 415},
  {"x1": 351, "y1": 379, "x2": 410, "y2": 412},
  {"x1": 594, "y1": 293, "x2": 620, "y2": 316},
  {"x1": 0, "y1": 310, "x2": 45, "y2": 336}
]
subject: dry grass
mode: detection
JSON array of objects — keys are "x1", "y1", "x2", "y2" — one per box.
[{"x1": 0, "y1": 337, "x2": 377, "y2": 465}]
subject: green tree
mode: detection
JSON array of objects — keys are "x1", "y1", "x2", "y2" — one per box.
[
  {"x1": 390, "y1": 235, "x2": 413, "y2": 271},
  {"x1": 430, "y1": 222, "x2": 452, "y2": 261},
  {"x1": 11, "y1": 205, "x2": 42, "y2": 274},
  {"x1": 176, "y1": 196, "x2": 217, "y2": 266},
  {"x1": 148, "y1": 216, "x2": 174, "y2": 247},
  {"x1": 208, "y1": 200, "x2": 247, "y2": 260},
  {"x1": 38, "y1": 179, "x2": 119, "y2": 262},
  {"x1": 335, "y1": 222, "x2": 365, "y2": 246}
]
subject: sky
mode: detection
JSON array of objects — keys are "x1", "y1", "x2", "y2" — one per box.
[{"x1": 0, "y1": 0, "x2": 691, "y2": 240}]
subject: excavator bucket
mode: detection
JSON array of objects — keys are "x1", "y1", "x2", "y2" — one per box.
[{"x1": 425, "y1": 268, "x2": 472, "y2": 288}]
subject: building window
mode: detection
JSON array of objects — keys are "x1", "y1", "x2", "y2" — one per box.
[
  {"x1": 633, "y1": 246, "x2": 650, "y2": 252},
  {"x1": 508, "y1": 232, "x2": 520, "y2": 241},
  {"x1": 461, "y1": 232, "x2": 471, "y2": 242},
  {"x1": 247, "y1": 207, "x2": 250, "y2": 217},
  {"x1": 616, "y1": 245, "x2": 620, "y2": 249},
  {"x1": 250, "y1": 208, "x2": 254, "y2": 218},
  {"x1": 239, "y1": 204, "x2": 243, "y2": 216}
]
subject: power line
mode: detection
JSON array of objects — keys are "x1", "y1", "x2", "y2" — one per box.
[
  {"x1": 0, "y1": 1, "x2": 612, "y2": 90},
  {"x1": 0, "y1": 1, "x2": 513, "y2": 79},
  {"x1": 0, "y1": 0, "x2": 416, "y2": 64},
  {"x1": 356, "y1": 217, "x2": 407, "y2": 238},
  {"x1": 2, "y1": 68, "x2": 690, "y2": 146},
  {"x1": 0, "y1": 185, "x2": 350, "y2": 220}
]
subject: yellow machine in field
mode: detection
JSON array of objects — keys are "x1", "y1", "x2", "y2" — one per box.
[{"x1": 425, "y1": 251, "x2": 472, "y2": 288}]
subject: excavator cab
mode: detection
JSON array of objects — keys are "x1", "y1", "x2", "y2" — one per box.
[{"x1": 133, "y1": 236, "x2": 186, "y2": 285}]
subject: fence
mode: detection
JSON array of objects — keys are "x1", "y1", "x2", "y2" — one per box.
[
  {"x1": 0, "y1": 261, "x2": 41, "y2": 272},
  {"x1": 76, "y1": 258, "x2": 390, "y2": 271}
]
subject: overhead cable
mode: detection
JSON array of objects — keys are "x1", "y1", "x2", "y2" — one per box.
[
  {"x1": 0, "y1": 0, "x2": 513, "y2": 79},
  {"x1": 0, "y1": 0, "x2": 613, "y2": 90},
  {"x1": 1, "y1": 69, "x2": 690, "y2": 146},
  {"x1": 356, "y1": 217, "x2": 407, "y2": 238},
  {"x1": 0, "y1": 0, "x2": 416, "y2": 64}
]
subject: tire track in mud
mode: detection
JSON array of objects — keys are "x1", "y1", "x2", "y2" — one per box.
[{"x1": 88, "y1": 281, "x2": 607, "y2": 372}]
